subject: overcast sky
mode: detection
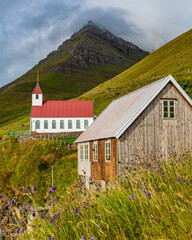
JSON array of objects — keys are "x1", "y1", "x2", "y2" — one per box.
[{"x1": 0, "y1": 0, "x2": 192, "y2": 88}]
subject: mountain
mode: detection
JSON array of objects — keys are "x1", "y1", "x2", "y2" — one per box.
[
  {"x1": 0, "y1": 21, "x2": 149, "y2": 129},
  {"x1": 77, "y1": 29, "x2": 192, "y2": 115}
]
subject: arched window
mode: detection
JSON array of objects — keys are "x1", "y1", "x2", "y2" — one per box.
[
  {"x1": 76, "y1": 120, "x2": 80, "y2": 129},
  {"x1": 84, "y1": 120, "x2": 89, "y2": 129},
  {"x1": 44, "y1": 120, "x2": 48, "y2": 129},
  {"x1": 68, "y1": 120, "x2": 72, "y2": 129},
  {"x1": 36, "y1": 94, "x2": 39, "y2": 99},
  {"x1": 36, "y1": 120, "x2": 40, "y2": 129},
  {"x1": 60, "y1": 120, "x2": 64, "y2": 129},
  {"x1": 52, "y1": 120, "x2": 56, "y2": 129}
]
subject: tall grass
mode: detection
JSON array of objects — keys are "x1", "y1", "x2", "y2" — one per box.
[{"x1": 17, "y1": 151, "x2": 192, "y2": 240}]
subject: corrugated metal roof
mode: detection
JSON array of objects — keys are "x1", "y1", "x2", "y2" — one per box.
[
  {"x1": 32, "y1": 83, "x2": 42, "y2": 94},
  {"x1": 75, "y1": 75, "x2": 192, "y2": 143},
  {"x1": 31, "y1": 101, "x2": 94, "y2": 117}
]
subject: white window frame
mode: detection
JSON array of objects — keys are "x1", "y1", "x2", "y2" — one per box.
[
  {"x1": 105, "y1": 140, "x2": 111, "y2": 162},
  {"x1": 162, "y1": 100, "x2": 176, "y2": 119},
  {"x1": 79, "y1": 144, "x2": 84, "y2": 161},
  {"x1": 93, "y1": 141, "x2": 98, "y2": 161},
  {"x1": 84, "y1": 143, "x2": 89, "y2": 161},
  {"x1": 76, "y1": 120, "x2": 80, "y2": 129}
]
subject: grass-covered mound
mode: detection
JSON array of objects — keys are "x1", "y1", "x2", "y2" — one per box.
[
  {"x1": 15, "y1": 151, "x2": 192, "y2": 240},
  {"x1": 0, "y1": 137, "x2": 78, "y2": 205}
]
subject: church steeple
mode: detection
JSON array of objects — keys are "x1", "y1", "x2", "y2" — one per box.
[{"x1": 32, "y1": 72, "x2": 43, "y2": 106}]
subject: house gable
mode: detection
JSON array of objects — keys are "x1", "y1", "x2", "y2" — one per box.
[{"x1": 76, "y1": 75, "x2": 192, "y2": 143}]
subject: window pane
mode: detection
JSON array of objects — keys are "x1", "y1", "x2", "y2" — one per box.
[
  {"x1": 52, "y1": 120, "x2": 56, "y2": 129},
  {"x1": 36, "y1": 94, "x2": 39, "y2": 99},
  {"x1": 164, "y1": 107, "x2": 168, "y2": 112},
  {"x1": 164, "y1": 112, "x2": 168, "y2": 118},
  {"x1": 44, "y1": 120, "x2": 48, "y2": 129},
  {"x1": 60, "y1": 120, "x2": 64, "y2": 129},
  {"x1": 68, "y1": 120, "x2": 72, "y2": 129},
  {"x1": 84, "y1": 120, "x2": 88, "y2": 129},
  {"x1": 170, "y1": 101, "x2": 174, "y2": 106},
  {"x1": 76, "y1": 120, "x2": 80, "y2": 129},
  {"x1": 170, "y1": 107, "x2": 174, "y2": 112},
  {"x1": 36, "y1": 120, "x2": 40, "y2": 129},
  {"x1": 170, "y1": 113, "x2": 174, "y2": 118},
  {"x1": 163, "y1": 101, "x2": 168, "y2": 106}
]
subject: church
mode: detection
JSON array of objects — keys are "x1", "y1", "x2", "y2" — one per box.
[{"x1": 30, "y1": 82, "x2": 94, "y2": 134}]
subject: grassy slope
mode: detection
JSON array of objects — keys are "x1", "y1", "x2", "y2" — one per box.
[
  {"x1": 19, "y1": 151, "x2": 192, "y2": 239},
  {"x1": 0, "y1": 137, "x2": 78, "y2": 205},
  {"x1": 77, "y1": 29, "x2": 192, "y2": 115}
]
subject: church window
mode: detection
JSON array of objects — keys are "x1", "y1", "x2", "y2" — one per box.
[
  {"x1": 36, "y1": 94, "x2": 39, "y2": 99},
  {"x1": 84, "y1": 120, "x2": 89, "y2": 129},
  {"x1": 76, "y1": 120, "x2": 80, "y2": 129},
  {"x1": 68, "y1": 120, "x2": 72, "y2": 129},
  {"x1": 52, "y1": 120, "x2": 56, "y2": 129},
  {"x1": 44, "y1": 120, "x2": 48, "y2": 129},
  {"x1": 36, "y1": 120, "x2": 40, "y2": 129},
  {"x1": 60, "y1": 120, "x2": 64, "y2": 129}
]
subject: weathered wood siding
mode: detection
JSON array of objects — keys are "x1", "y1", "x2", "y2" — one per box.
[
  {"x1": 119, "y1": 82, "x2": 192, "y2": 169},
  {"x1": 90, "y1": 138, "x2": 117, "y2": 182}
]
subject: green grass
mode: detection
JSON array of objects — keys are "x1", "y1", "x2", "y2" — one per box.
[
  {"x1": 77, "y1": 29, "x2": 192, "y2": 115},
  {"x1": 0, "y1": 137, "x2": 78, "y2": 205},
  {"x1": 14, "y1": 150, "x2": 192, "y2": 239}
]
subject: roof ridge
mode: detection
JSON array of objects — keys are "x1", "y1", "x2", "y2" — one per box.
[{"x1": 112, "y1": 76, "x2": 168, "y2": 103}]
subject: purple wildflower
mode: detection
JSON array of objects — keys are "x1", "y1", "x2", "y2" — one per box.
[
  {"x1": 95, "y1": 213, "x2": 100, "y2": 217},
  {"x1": 130, "y1": 195, "x2": 135, "y2": 200},
  {"x1": 137, "y1": 183, "x2": 140, "y2": 186},
  {"x1": 142, "y1": 188, "x2": 146, "y2": 193},
  {"x1": 55, "y1": 225, "x2": 59, "y2": 229},
  {"x1": 26, "y1": 189, "x2": 31, "y2": 194},
  {"x1": 81, "y1": 236, "x2": 86, "y2": 240},
  {"x1": 96, "y1": 187, "x2": 99, "y2": 191},
  {"x1": 32, "y1": 212, "x2": 36, "y2": 217},
  {"x1": 32, "y1": 186, "x2": 36, "y2": 191},
  {"x1": 26, "y1": 205, "x2": 31, "y2": 210},
  {"x1": 7, "y1": 199, "x2": 12, "y2": 204},
  {"x1": 80, "y1": 182, "x2": 84, "y2": 186},
  {"x1": 156, "y1": 170, "x2": 159, "y2": 173},
  {"x1": 56, "y1": 212, "x2": 60, "y2": 217},
  {"x1": 52, "y1": 186, "x2": 56, "y2": 191},
  {"x1": 184, "y1": 178, "x2": 187, "y2": 182},
  {"x1": 74, "y1": 208, "x2": 78, "y2": 213},
  {"x1": 90, "y1": 237, "x2": 95, "y2": 240},
  {"x1": 90, "y1": 178, "x2": 93, "y2": 181},
  {"x1": 146, "y1": 192, "x2": 151, "y2": 197},
  {"x1": 48, "y1": 190, "x2": 52, "y2": 194},
  {"x1": 78, "y1": 212, "x2": 82, "y2": 217},
  {"x1": 150, "y1": 214, "x2": 153, "y2": 219},
  {"x1": 19, "y1": 228, "x2": 24, "y2": 234},
  {"x1": 85, "y1": 202, "x2": 88, "y2": 206},
  {"x1": 50, "y1": 218, "x2": 54, "y2": 223},
  {"x1": 53, "y1": 198, "x2": 56, "y2": 202},
  {"x1": 160, "y1": 154, "x2": 163, "y2": 157},
  {"x1": 0, "y1": 194, "x2": 2, "y2": 199},
  {"x1": 177, "y1": 179, "x2": 180, "y2": 182},
  {"x1": 161, "y1": 171, "x2": 164, "y2": 174},
  {"x1": 41, "y1": 214, "x2": 44, "y2": 219}
]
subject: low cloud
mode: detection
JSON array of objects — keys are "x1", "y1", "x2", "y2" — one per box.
[{"x1": 0, "y1": 0, "x2": 192, "y2": 87}]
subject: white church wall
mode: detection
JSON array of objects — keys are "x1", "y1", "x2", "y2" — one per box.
[{"x1": 30, "y1": 117, "x2": 94, "y2": 133}]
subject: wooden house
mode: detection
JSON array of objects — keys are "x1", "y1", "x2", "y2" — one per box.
[{"x1": 75, "y1": 75, "x2": 192, "y2": 187}]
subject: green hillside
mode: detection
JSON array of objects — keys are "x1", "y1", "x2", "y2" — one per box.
[{"x1": 77, "y1": 29, "x2": 192, "y2": 115}]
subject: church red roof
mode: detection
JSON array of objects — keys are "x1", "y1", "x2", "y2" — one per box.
[
  {"x1": 32, "y1": 83, "x2": 42, "y2": 94},
  {"x1": 31, "y1": 101, "x2": 94, "y2": 118}
]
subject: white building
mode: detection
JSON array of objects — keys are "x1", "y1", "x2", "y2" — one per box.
[{"x1": 30, "y1": 82, "x2": 94, "y2": 134}]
